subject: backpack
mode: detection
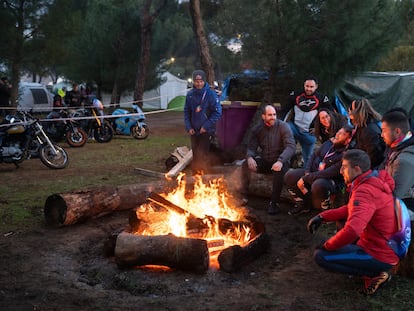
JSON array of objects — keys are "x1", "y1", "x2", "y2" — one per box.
[{"x1": 388, "y1": 198, "x2": 412, "y2": 259}]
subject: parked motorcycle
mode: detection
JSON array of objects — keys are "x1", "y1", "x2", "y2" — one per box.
[
  {"x1": 111, "y1": 104, "x2": 149, "y2": 139},
  {"x1": 71, "y1": 107, "x2": 114, "y2": 143},
  {"x1": 43, "y1": 110, "x2": 88, "y2": 147},
  {"x1": 0, "y1": 111, "x2": 69, "y2": 169}
]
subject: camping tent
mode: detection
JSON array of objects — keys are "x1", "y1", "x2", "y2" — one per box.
[
  {"x1": 110, "y1": 72, "x2": 188, "y2": 110},
  {"x1": 335, "y1": 71, "x2": 414, "y2": 117},
  {"x1": 142, "y1": 72, "x2": 188, "y2": 110},
  {"x1": 17, "y1": 82, "x2": 53, "y2": 112}
]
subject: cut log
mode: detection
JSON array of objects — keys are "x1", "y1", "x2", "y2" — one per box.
[
  {"x1": 114, "y1": 231, "x2": 209, "y2": 273},
  {"x1": 128, "y1": 206, "x2": 257, "y2": 239},
  {"x1": 218, "y1": 232, "x2": 270, "y2": 272},
  {"x1": 44, "y1": 182, "x2": 168, "y2": 227},
  {"x1": 248, "y1": 173, "x2": 273, "y2": 198},
  {"x1": 147, "y1": 192, "x2": 188, "y2": 215},
  {"x1": 166, "y1": 149, "x2": 193, "y2": 178}
]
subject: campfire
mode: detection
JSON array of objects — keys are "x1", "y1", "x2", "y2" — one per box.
[{"x1": 115, "y1": 174, "x2": 269, "y2": 273}]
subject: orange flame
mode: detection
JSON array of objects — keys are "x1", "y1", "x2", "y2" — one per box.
[{"x1": 134, "y1": 173, "x2": 254, "y2": 261}]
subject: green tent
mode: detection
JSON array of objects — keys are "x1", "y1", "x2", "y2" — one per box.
[{"x1": 335, "y1": 71, "x2": 414, "y2": 117}]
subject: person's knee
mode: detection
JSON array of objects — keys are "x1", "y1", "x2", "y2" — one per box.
[{"x1": 314, "y1": 249, "x2": 327, "y2": 267}]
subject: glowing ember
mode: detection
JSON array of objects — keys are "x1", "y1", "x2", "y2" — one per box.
[{"x1": 132, "y1": 174, "x2": 254, "y2": 260}]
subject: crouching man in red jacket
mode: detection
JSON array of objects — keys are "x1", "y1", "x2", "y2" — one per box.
[{"x1": 307, "y1": 149, "x2": 399, "y2": 295}]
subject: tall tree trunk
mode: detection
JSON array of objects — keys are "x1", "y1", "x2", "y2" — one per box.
[
  {"x1": 189, "y1": 0, "x2": 215, "y2": 85},
  {"x1": 133, "y1": 0, "x2": 167, "y2": 108},
  {"x1": 111, "y1": 76, "x2": 119, "y2": 106}
]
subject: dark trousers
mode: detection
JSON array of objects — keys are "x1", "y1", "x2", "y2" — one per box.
[
  {"x1": 314, "y1": 244, "x2": 393, "y2": 277},
  {"x1": 284, "y1": 168, "x2": 341, "y2": 210},
  {"x1": 242, "y1": 157, "x2": 289, "y2": 204},
  {"x1": 190, "y1": 133, "x2": 212, "y2": 174}
]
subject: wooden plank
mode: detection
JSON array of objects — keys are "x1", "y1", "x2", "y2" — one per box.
[
  {"x1": 166, "y1": 149, "x2": 193, "y2": 178},
  {"x1": 134, "y1": 167, "x2": 166, "y2": 179}
]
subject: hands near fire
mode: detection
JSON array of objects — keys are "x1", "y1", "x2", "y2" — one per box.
[
  {"x1": 297, "y1": 177, "x2": 308, "y2": 194},
  {"x1": 189, "y1": 127, "x2": 206, "y2": 135},
  {"x1": 307, "y1": 215, "x2": 323, "y2": 234},
  {"x1": 247, "y1": 157, "x2": 257, "y2": 171},
  {"x1": 271, "y1": 160, "x2": 283, "y2": 172}
]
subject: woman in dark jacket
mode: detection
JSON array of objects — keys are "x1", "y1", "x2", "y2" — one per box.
[
  {"x1": 348, "y1": 98, "x2": 385, "y2": 169},
  {"x1": 314, "y1": 108, "x2": 348, "y2": 143}
]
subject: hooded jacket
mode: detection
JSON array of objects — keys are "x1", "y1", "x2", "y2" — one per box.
[
  {"x1": 302, "y1": 139, "x2": 346, "y2": 184},
  {"x1": 184, "y1": 82, "x2": 221, "y2": 134},
  {"x1": 382, "y1": 134, "x2": 414, "y2": 200},
  {"x1": 320, "y1": 170, "x2": 399, "y2": 265}
]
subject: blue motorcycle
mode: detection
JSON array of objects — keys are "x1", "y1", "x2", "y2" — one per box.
[{"x1": 111, "y1": 104, "x2": 149, "y2": 139}]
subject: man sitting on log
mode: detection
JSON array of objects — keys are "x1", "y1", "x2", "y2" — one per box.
[
  {"x1": 242, "y1": 104, "x2": 296, "y2": 215},
  {"x1": 284, "y1": 124, "x2": 353, "y2": 215}
]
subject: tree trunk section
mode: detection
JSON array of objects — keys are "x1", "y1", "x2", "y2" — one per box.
[
  {"x1": 44, "y1": 182, "x2": 168, "y2": 227},
  {"x1": 189, "y1": 0, "x2": 215, "y2": 85},
  {"x1": 218, "y1": 233, "x2": 270, "y2": 272},
  {"x1": 115, "y1": 231, "x2": 210, "y2": 273},
  {"x1": 134, "y1": 0, "x2": 167, "y2": 108}
]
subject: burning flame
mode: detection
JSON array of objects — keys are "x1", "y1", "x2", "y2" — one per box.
[{"x1": 133, "y1": 173, "x2": 254, "y2": 258}]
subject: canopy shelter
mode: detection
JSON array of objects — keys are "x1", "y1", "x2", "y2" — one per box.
[{"x1": 335, "y1": 71, "x2": 414, "y2": 117}]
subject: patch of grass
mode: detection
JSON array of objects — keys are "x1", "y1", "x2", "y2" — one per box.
[{"x1": 0, "y1": 132, "x2": 189, "y2": 233}]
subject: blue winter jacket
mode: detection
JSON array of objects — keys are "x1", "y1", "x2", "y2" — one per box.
[{"x1": 184, "y1": 82, "x2": 221, "y2": 134}]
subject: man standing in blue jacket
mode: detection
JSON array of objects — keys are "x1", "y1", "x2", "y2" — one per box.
[{"x1": 184, "y1": 70, "x2": 222, "y2": 174}]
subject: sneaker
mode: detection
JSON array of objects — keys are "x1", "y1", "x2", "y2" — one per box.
[
  {"x1": 268, "y1": 202, "x2": 281, "y2": 215},
  {"x1": 361, "y1": 272, "x2": 391, "y2": 295},
  {"x1": 288, "y1": 203, "x2": 311, "y2": 215}
]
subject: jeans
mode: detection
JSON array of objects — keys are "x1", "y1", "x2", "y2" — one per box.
[
  {"x1": 314, "y1": 244, "x2": 393, "y2": 277},
  {"x1": 284, "y1": 168, "x2": 341, "y2": 210},
  {"x1": 288, "y1": 122, "x2": 316, "y2": 167}
]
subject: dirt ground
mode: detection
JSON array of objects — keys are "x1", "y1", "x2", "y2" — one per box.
[{"x1": 1, "y1": 111, "x2": 412, "y2": 311}]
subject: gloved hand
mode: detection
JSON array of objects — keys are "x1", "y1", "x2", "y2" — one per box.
[{"x1": 307, "y1": 215, "x2": 323, "y2": 234}]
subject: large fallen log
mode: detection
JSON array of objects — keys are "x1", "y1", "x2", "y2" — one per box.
[
  {"x1": 218, "y1": 232, "x2": 270, "y2": 272},
  {"x1": 114, "y1": 231, "x2": 209, "y2": 273},
  {"x1": 44, "y1": 182, "x2": 168, "y2": 227}
]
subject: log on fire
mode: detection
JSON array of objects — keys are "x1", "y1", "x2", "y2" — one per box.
[
  {"x1": 130, "y1": 192, "x2": 264, "y2": 238},
  {"x1": 114, "y1": 231, "x2": 209, "y2": 273},
  {"x1": 44, "y1": 182, "x2": 168, "y2": 227},
  {"x1": 218, "y1": 232, "x2": 270, "y2": 272}
]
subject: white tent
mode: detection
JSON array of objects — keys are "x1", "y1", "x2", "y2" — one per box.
[
  {"x1": 17, "y1": 82, "x2": 54, "y2": 112},
  {"x1": 110, "y1": 72, "x2": 188, "y2": 110},
  {"x1": 142, "y1": 72, "x2": 188, "y2": 109},
  {"x1": 158, "y1": 72, "x2": 188, "y2": 109}
]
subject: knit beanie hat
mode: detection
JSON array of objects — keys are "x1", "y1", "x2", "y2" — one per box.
[{"x1": 192, "y1": 70, "x2": 206, "y2": 82}]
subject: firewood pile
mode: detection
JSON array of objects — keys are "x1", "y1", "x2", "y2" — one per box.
[{"x1": 115, "y1": 192, "x2": 269, "y2": 273}]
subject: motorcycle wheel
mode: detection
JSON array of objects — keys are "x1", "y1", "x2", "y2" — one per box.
[
  {"x1": 94, "y1": 122, "x2": 114, "y2": 143},
  {"x1": 131, "y1": 125, "x2": 149, "y2": 139},
  {"x1": 66, "y1": 128, "x2": 87, "y2": 147},
  {"x1": 39, "y1": 144, "x2": 69, "y2": 169}
]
